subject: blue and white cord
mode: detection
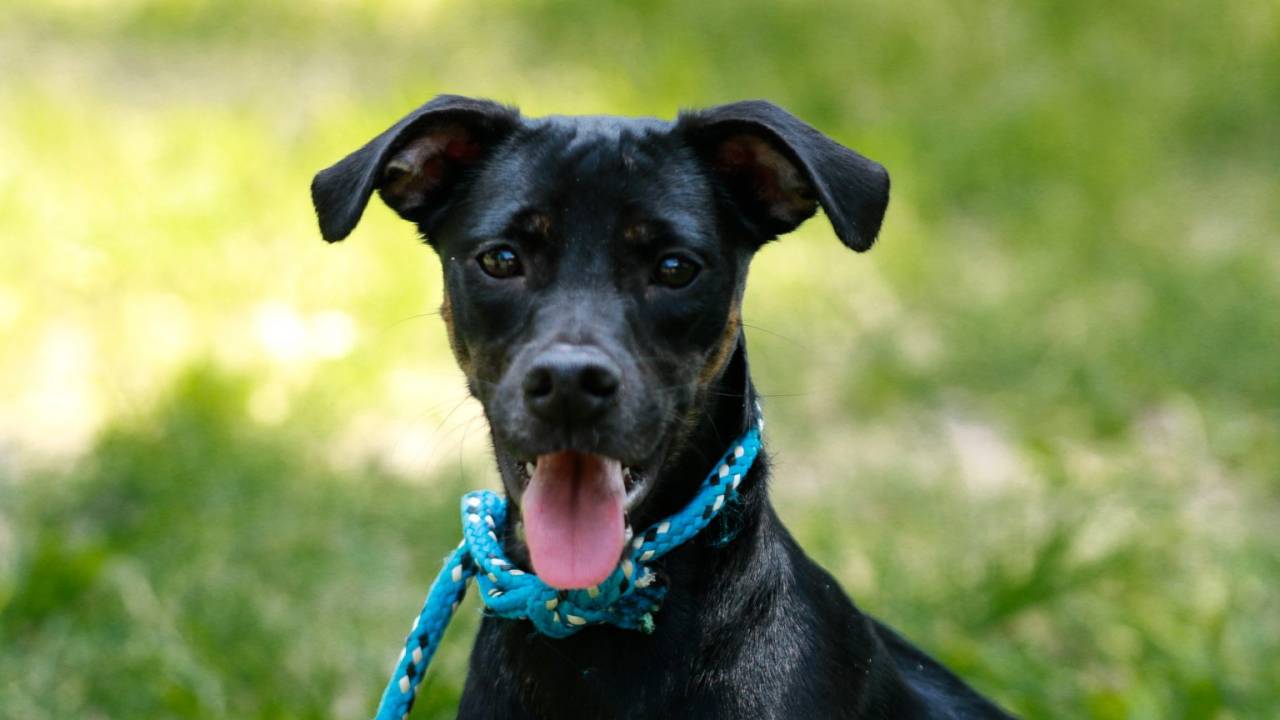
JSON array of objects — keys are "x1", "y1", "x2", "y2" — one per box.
[{"x1": 373, "y1": 412, "x2": 764, "y2": 720}]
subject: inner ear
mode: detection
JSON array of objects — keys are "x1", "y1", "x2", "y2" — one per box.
[
  {"x1": 378, "y1": 123, "x2": 486, "y2": 221},
  {"x1": 712, "y1": 133, "x2": 818, "y2": 234}
]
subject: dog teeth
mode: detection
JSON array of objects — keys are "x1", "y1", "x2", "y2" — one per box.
[{"x1": 523, "y1": 461, "x2": 535, "y2": 477}]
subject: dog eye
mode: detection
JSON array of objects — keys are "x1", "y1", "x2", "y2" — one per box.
[
  {"x1": 653, "y1": 254, "x2": 700, "y2": 289},
  {"x1": 477, "y1": 246, "x2": 523, "y2": 279}
]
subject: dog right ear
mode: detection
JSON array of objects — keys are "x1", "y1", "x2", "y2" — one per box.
[
  {"x1": 311, "y1": 95, "x2": 520, "y2": 242},
  {"x1": 678, "y1": 100, "x2": 889, "y2": 252}
]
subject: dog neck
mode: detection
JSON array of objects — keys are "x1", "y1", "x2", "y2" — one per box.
[{"x1": 473, "y1": 336, "x2": 810, "y2": 717}]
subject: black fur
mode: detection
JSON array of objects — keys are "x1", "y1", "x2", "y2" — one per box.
[{"x1": 313, "y1": 96, "x2": 1014, "y2": 719}]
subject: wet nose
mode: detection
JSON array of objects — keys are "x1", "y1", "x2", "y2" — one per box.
[{"x1": 522, "y1": 345, "x2": 621, "y2": 423}]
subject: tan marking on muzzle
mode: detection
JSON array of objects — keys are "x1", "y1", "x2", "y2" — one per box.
[
  {"x1": 664, "y1": 304, "x2": 744, "y2": 463},
  {"x1": 440, "y1": 294, "x2": 472, "y2": 372},
  {"x1": 699, "y1": 303, "x2": 741, "y2": 386}
]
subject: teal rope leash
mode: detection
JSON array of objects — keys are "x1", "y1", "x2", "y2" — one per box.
[{"x1": 372, "y1": 415, "x2": 764, "y2": 720}]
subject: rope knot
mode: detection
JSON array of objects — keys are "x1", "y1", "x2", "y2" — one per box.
[{"x1": 464, "y1": 489, "x2": 672, "y2": 637}]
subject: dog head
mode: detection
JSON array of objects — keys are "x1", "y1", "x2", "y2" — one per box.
[{"x1": 312, "y1": 95, "x2": 888, "y2": 589}]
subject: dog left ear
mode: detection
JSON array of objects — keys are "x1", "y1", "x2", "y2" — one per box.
[
  {"x1": 678, "y1": 100, "x2": 889, "y2": 251},
  {"x1": 311, "y1": 95, "x2": 519, "y2": 243}
]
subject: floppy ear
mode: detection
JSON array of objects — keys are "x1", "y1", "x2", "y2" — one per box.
[
  {"x1": 311, "y1": 95, "x2": 520, "y2": 242},
  {"x1": 678, "y1": 100, "x2": 889, "y2": 251}
]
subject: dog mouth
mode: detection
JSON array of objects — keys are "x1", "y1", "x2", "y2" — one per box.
[{"x1": 514, "y1": 452, "x2": 646, "y2": 590}]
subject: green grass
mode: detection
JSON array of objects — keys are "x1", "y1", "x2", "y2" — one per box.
[{"x1": 1, "y1": 1, "x2": 1278, "y2": 717}]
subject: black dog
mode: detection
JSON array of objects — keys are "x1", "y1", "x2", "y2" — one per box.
[{"x1": 312, "y1": 95, "x2": 1013, "y2": 719}]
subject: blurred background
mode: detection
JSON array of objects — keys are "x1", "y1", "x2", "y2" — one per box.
[{"x1": 1, "y1": 1, "x2": 1277, "y2": 717}]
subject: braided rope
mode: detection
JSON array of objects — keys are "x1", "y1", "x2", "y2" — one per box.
[{"x1": 372, "y1": 415, "x2": 764, "y2": 720}]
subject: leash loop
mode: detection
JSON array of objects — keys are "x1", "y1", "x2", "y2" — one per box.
[{"x1": 373, "y1": 415, "x2": 763, "y2": 720}]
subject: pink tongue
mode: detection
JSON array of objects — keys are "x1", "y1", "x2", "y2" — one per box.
[{"x1": 521, "y1": 451, "x2": 626, "y2": 589}]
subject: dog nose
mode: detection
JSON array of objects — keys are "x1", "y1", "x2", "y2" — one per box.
[{"x1": 523, "y1": 346, "x2": 621, "y2": 423}]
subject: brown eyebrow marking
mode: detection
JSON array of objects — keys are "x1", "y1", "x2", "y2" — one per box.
[
  {"x1": 622, "y1": 221, "x2": 654, "y2": 244},
  {"x1": 513, "y1": 209, "x2": 553, "y2": 239}
]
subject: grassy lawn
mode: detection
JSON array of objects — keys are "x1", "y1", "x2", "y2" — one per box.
[{"x1": 1, "y1": 1, "x2": 1277, "y2": 717}]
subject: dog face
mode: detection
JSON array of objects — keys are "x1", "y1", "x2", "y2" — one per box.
[{"x1": 313, "y1": 96, "x2": 888, "y2": 589}]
